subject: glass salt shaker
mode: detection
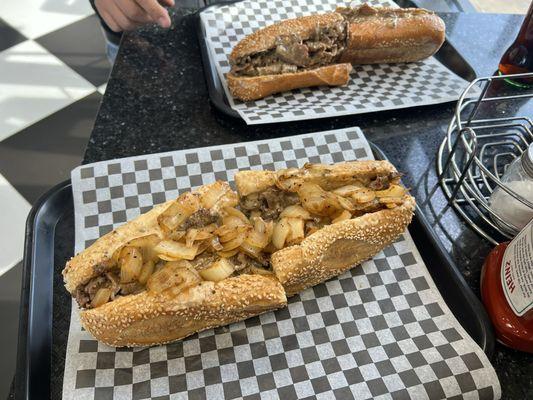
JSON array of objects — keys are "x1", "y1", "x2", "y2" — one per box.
[{"x1": 488, "y1": 143, "x2": 533, "y2": 234}]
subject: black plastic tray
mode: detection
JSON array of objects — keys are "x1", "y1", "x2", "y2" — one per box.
[
  {"x1": 14, "y1": 145, "x2": 494, "y2": 399},
  {"x1": 196, "y1": 3, "x2": 477, "y2": 119}
]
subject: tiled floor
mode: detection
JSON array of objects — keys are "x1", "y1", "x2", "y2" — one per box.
[
  {"x1": 0, "y1": 3, "x2": 110, "y2": 397},
  {"x1": 0, "y1": 10, "x2": 111, "y2": 279}
]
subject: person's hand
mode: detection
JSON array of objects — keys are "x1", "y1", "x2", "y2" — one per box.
[{"x1": 94, "y1": 0, "x2": 175, "y2": 32}]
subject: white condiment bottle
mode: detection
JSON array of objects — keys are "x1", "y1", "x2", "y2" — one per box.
[{"x1": 489, "y1": 143, "x2": 533, "y2": 234}]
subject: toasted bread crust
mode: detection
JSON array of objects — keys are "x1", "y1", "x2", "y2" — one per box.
[
  {"x1": 227, "y1": 63, "x2": 352, "y2": 102},
  {"x1": 81, "y1": 274, "x2": 287, "y2": 347},
  {"x1": 229, "y1": 12, "x2": 344, "y2": 62},
  {"x1": 271, "y1": 195, "x2": 415, "y2": 295},
  {"x1": 340, "y1": 8, "x2": 445, "y2": 64}
]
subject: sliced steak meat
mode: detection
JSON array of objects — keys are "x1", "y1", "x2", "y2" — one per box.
[
  {"x1": 260, "y1": 187, "x2": 300, "y2": 220},
  {"x1": 256, "y1": 63, "x2": 297, "y2": 76},
  {"x1": 74, "y1": 286, "x2": 91, "y2": 309},
  {"x1": 240, "y1": 187, "x2": 299, "y2": 221},
  {"x1": 181, "y1": 208, "x2": 218, "y2": 230},
  {"x1": 275, "y1": 34, "x2": 310, "y2": 66},
  {"x1": 368, "y1": 175, "x2": 391, "y2": 191},
  {"x1": 230, "y1": 21, "x2": 347, "y2": 77},
  {"x1": 240, "y1": 194, "x2": 261, "y2": 211},
  {"x1": 231, "y1": 252, "x2": 270, "y2": 272},
  {"x1": 84, "y1": 275, "x2": 109, "y2": 298},
  {"x1": 75, "y1": 271, "x2": 120, "y2": 309}
]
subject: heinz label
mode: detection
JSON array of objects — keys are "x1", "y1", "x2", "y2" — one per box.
[{"x1": 501, "y1": 219, "x2": 533, "y2": 317}]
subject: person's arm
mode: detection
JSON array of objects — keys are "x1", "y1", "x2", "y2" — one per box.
[
  {"x1": 90, "y1": 0, "x2": 174, "y2": 35},
  {"x1": 89, "y1": 0, "x2": 122, "y2": 45}
]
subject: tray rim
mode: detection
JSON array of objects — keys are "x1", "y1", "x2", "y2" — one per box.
[
  {"x1": 14, "y1": 145, "x2": 494, "y2": 399},
  {"x1": 15, "y1": 179, "x2": 73, "y2": 400},
  {"x1": 196, "y1": 2, "x2": 478, "y2": 120}
]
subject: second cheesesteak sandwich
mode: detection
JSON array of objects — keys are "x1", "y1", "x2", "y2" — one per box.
[
  {"x1": 227, "y1": 3, "x2": 446, "y2": 101},
  {"x1": 63, "y1": 161, "x2": 415, "y2": 347}
]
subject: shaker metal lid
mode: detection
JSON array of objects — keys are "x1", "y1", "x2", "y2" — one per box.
[{"x1": 522, "y1": 143, "x2": 533, "y2": 178}]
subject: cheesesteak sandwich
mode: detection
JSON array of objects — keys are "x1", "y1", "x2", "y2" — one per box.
[
  {"x1": 63, "y1": 161, "x2": 415, "y2": 347},
  {"x1": 227, "y1": 3, "x2": 445, "y2": 101}
]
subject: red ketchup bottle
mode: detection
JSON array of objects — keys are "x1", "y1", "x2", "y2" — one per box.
[{"x1": 481, "y1": 219, "x2": 533, "y2": 353}]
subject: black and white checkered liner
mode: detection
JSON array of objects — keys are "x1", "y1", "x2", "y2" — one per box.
[
  {"x1": 64, "y1": 128, "x2": 500, "y2": 400},
  {"x1": 199, "y1": 0, "x2": 472, "y2": 125}
]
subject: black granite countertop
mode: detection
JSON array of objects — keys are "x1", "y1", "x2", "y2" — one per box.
[{"x1": 83, "y1": 6, "x2": 532, "y2": 399}]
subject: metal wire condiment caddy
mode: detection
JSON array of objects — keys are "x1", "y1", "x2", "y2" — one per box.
[{"x1": 437, "y1": 72, "x2": 533, "y2": 245}]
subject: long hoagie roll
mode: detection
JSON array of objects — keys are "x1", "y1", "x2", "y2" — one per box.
[
  {"x1": 227, "y1": 3, "x2": 445, "y2": 101},
  {"x1": 63, "y1": 161, "x2": 415, "y2": 347}
]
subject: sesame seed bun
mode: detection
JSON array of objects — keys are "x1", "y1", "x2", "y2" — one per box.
[{"x1": 80, "y1": 274, "x2": 286, "y2": 347}]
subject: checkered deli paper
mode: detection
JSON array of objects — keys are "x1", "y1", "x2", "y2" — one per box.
[
  {"x1": 64, "y1": 128, "x2": 500, "y2": 400},
  {"x1": 199, "y1": 0, "x2": 473, "y2": 124}
]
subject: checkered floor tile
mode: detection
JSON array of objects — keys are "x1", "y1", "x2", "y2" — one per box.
[
  {"x1": 0, "y1": 18, "x2": 26, "y2": 52},
  {"x1": 0, "y1": 3, "x2": 111, "y2": 279},
  {"x1": 0, "y1": 2, "x2": 110, "y2": 395}
]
